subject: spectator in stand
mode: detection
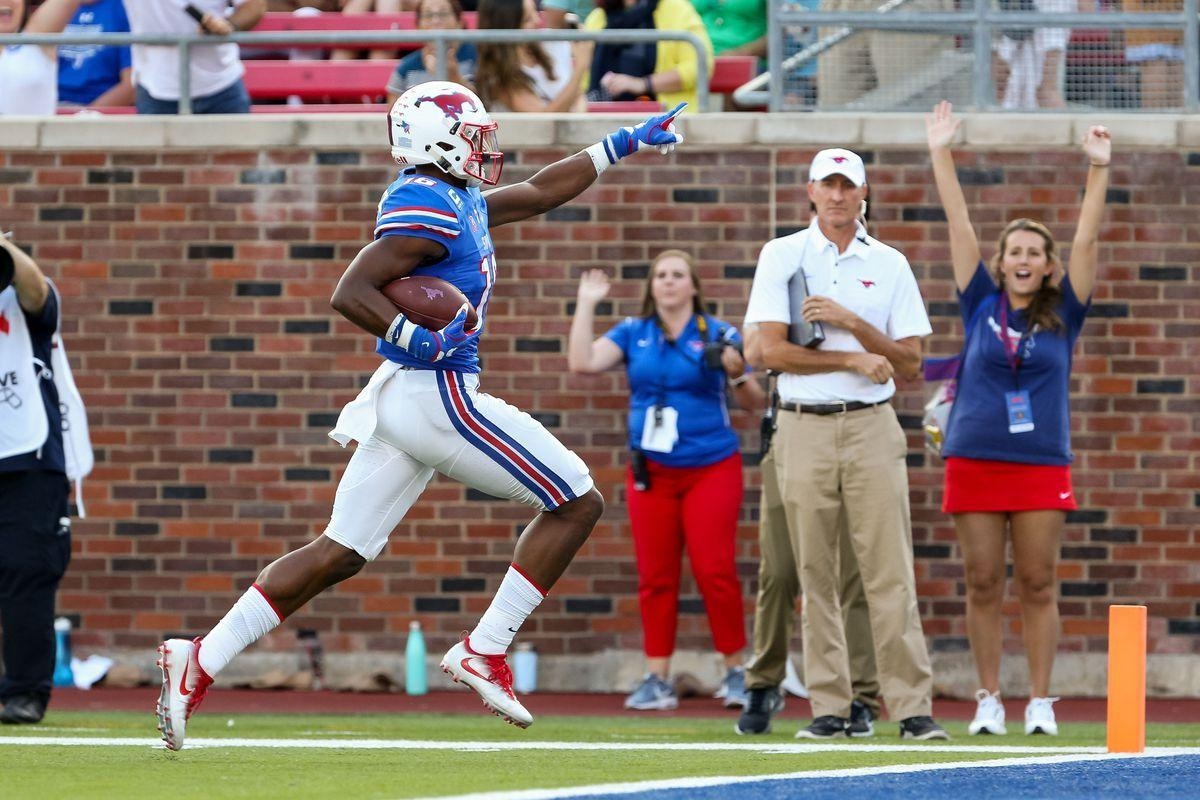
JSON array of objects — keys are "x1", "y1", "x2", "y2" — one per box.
[
  {"x1": 386, "y1": 0, "x2": 476, "y2": 103},
  {"x1": 992, "y1": 0, "x2": 1076, "y2": 109},
  {"x1": 541, "y1": 0, "x2": 592, "y2": 29},
  {"x1": 690, "y1": 0, "x2": 765, "y2": 59},
  {"x1": 474, "y1": 0, "x2": 589, "y2": 112},
  {"x1": 123, "y1": 0, "x2": 266, "y2": 115},
  {"x1": 584, "y1": 0, "x2": 712, "y2": 110},
  {"x1": 332, "y1": 0, "x2": 402, "y2": 61},
  {"x1": 1123, "y1": 0, "x2": 1183, "y2": 108},
  {"x1": 57, "y1": 0, "x2": 134, "y2": 109},
  {"x1": 569, "y1": 253, "x2": 762, "y2": 712},
  {"x1": 782, "y1": 0, "x2": 818, "y2": 107},
  {"x1": 0, "y1": 0, "x2": 83, "y2": 116},
  {"x1": 816, "y1": 0, "x2": 953, "y2": 109}
]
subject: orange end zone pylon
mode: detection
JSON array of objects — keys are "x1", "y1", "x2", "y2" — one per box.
[{"x1": 1106, "y1": 604, "x2": 1147, "y2": 753}]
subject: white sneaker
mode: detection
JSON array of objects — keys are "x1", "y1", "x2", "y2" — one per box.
[
  {"x1": 1025, "y1": 696, "x2": 1060, "y2": 735},
  {"x1": 968, "y1": 689, "x2": 1007, "y2": 735},
  {"x1": 440, "y1": 636, "x2": 533, "y2": 728},
  {"x1": 155, "y1": 637, "x2": 214, "y2": 751},
  {"x1": 781, "y1": 656, "x2": 809, "y2": 699}
]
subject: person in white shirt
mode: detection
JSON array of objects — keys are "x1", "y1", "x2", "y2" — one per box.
[
  {"x1": 0, "y1": 233, "x2": 72, "y2": 724},
  {"x1": 122, "y1": 0, "x2": 265, "y2": 114},
  {"x1": 0, "y1": 0, "x2": 83, "y2": 116},
  {"x1": 743, "y1": 148, "x2": 949, "y2": 741}
]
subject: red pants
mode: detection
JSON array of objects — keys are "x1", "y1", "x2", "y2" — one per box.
[{"x1": 626, "y1": 452, "x2": 747, "y2": 659}]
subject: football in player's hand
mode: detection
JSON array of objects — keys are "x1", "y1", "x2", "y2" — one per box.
[{"x1": 381, "y1": 275, "x2": 478, "y2": 331}]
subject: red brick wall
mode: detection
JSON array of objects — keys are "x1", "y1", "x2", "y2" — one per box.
[{"x1": 3, "y1": 143, "x2": 1197, "y2": 664}]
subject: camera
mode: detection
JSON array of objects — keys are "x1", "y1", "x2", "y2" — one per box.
[{"x1": 702, "y1": 328, "x2": 742, "y2": 370}]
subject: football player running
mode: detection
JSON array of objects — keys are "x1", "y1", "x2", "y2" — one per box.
[{"x1": 155, "y1": 81, "x2": 686, "y2": 749}]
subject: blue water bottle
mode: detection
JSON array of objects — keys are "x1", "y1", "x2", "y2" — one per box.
[
  {"x1": 513, "y1": 642, "x2": 537, "y2": 694},
  {"x1": 405, "y1": 620, "x2": 427, "y2": 696},
  {"x1": 53, "y1": 617, "x2": 74, "y2": 688}
]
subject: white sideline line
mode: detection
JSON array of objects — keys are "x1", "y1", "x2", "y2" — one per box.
[
  {"x1": 0, "y1": 735, "x2": 1119, "y2": 753},
  {"x1": 418, "y1": 749, "x2": 1200, "y2": 800}
]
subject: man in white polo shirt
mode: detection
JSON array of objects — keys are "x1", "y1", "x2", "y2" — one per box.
[
  {"x1": 124, "y1": 0, "x2": 265, "y2": 114},
  {"x1": 743, "y1": 148, "x2": 948, "y2": 741}
]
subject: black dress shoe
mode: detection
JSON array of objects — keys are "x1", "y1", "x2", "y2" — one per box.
[{"x1": 0, "y1": 693, "x2": 47, "y2": 724}]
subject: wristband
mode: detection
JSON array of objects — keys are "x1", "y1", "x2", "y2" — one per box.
[
  {"x1": 1089, "y1": 162, "x2": 1109, "y2": 168},
  {"x1": 728, "y1": 374, "x2": 749, "y2": 387},
  {"x1": 385, "y1": 312, "x2": 416, "y2": 349},
  {"x1": 585, "y1": 142, "x2": 611, "y2": 175},
  {"x1": 643, "y1": 76, "x2": 653, "y2": 96}
]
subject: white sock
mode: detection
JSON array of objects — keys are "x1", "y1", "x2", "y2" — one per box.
[
  {"x1": 468, "y1": 565, "x2": 545, "y2": 655},
  {"x1": 196, "y1": 584, "x2": 283, "y2": 677}
]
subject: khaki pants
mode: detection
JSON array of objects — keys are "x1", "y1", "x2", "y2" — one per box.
[
  {"x1": 773, "y1": 403, "x2": 934, "y2": 720},
  {"x1": 745, "y1": 444, "x2": 881, "y2": 714},
  {"x1": 817, "y1": 0, "x2": 954, "y2": 108}
]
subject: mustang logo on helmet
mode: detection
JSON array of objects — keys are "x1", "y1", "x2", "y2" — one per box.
[{"x1": 416, "y1": 92, "x2": 479, "y2": 121}]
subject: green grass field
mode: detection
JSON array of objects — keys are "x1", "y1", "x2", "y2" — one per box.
[{"x1": 2, "y1": 711, "x2": 1198, "y2": 800}]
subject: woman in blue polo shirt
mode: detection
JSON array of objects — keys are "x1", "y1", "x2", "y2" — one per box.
[
  {"x1": 926, "y1": 101, "x2": 1112, "y2": 738},
  {"x1": 569, "y1": 249, "x2": 763, "y2": 712}
]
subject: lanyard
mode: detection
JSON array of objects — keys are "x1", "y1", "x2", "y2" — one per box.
[
  {"x1": 646, "y1": 313, "x2": 711, "y2": 416},
  {"x1": 996, "y1": 293, "x2": 1032, "y2": 386}
]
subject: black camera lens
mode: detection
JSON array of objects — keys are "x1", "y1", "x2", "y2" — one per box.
[{"x1": 703, "y1": 342, "x2": 725, "y2": 370}]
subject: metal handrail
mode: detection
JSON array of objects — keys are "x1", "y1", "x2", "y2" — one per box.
[
  {"x1": 0, "y1": 29, "x2": 710, "y2": 115},
  {"x1": 752, "y1": 0, "x2": 1200, "y2": 111}
]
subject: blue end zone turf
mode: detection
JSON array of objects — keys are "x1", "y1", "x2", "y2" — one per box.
[{"x1": 570, "y1": 755, "x2": 1200, "y2": 800}]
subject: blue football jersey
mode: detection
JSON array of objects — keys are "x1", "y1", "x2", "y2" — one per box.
[{"x1": 373, "y1": 168, "x2": 496, "y2": 373}]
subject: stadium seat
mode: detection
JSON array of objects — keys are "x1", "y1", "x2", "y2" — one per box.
[
  {"x1": 241, "y1": 59, "x2": 398, "y2": 102},
  {"x1": 710, "y1": 55, "x2": 757, "y2": 96}
]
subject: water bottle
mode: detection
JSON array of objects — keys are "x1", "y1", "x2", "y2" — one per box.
[
  {"x1": 53, "y1": 617, "x2": 74, "y2": 688},
  {"x1": 405, "y1": 621, "x2": 427, "y2": 696},
  {"x1": 512, "y1": 642, "x2": 537, "y2": 694},
  {"x1": 297, "y1": 629, "x2": 325, "y2": 690}
]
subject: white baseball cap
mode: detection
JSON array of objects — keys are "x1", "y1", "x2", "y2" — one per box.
[{"x1": 809, "y1": 148, "x2": 867, "y2": 186}]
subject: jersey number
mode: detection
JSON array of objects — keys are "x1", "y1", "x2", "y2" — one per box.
[{"x1": 477, "y1": 253, "x2": 497, "y2": 323}]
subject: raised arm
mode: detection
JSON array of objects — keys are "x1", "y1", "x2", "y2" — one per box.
[
  {"x1": 0, "y1": 234, "x2": 51, "y2": 314},
  {"x1": 24, "y1": 0, "x2": 82, "y2": 35},
  {"x1": 1067, "y1": 126, "x2": 1111, "y2": 300},
  {"x1": 567, "y1": 269, "x2": 624, "y2": 373},
  {"x1": 925, "y1": 101, "x2": 982, "y2": 292}
]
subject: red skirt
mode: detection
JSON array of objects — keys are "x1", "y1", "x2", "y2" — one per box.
[{"x1": 942, "y1": 457, "x2": 1077, "y2": 513}]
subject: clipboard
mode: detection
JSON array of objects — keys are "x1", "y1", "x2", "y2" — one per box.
[{"x1": 788, "y1": 267, "x2": 825, "y2": 348}]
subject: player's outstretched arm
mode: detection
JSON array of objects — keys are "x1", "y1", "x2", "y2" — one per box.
[{"x1": 485, "y1": 103, "x2": 687, "y2": 228}]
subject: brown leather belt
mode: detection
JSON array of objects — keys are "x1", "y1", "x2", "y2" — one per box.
[{"x1": 777, "y1": 399, "x2": 888, "y2": 416}]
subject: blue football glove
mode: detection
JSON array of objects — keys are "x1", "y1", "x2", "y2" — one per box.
[
  {"x1": 601, "y1": 101, "x2": 687, "y2": 164},
  {"x1": 386, "y1": 303, "x2": 480, "y2": 363}
]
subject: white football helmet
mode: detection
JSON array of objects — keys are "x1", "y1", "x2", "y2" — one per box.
[{"x1": 387, "y1": 81, "x2": 503, "y2": 187}]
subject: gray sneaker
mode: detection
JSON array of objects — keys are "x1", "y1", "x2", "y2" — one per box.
[
  {"x1": 716, "y1": 666, "x2": 748, "y2": 709},
  {"x1": 624, "y1": 674, "x2": 678, "y2": 711}
]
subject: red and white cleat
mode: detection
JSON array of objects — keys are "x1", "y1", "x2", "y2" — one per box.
[
  {"x1": 440, "y1": 635, "x2": 533, "y2": 729},
  {"x1": 155, "y1": 637, "x2": 213, "y2": 750}
]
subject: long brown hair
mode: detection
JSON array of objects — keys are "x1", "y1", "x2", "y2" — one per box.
[
  {"x1": 474, "y1": 0, "x2": 556, "y2": 108},
  {"x1": 990, "y1": 218, "x2": 1063, "y2": 332},
  {"x1": 639, "y1": 250, "x2": 706, "y2": 318}
]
